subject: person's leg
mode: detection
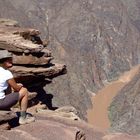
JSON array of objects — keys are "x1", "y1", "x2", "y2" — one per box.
[
  {"x1": 0, "y1": 93, "x2": 19, "y2": 110},
  {"x1": 18, "y1": 87, "x2": 28, "y2": 118},
  {"x1": 18, "y1": 87, "x2": 35, "y2": 124}
]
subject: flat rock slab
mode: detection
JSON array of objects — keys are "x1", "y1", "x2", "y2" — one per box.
[
  {"x1": 36, "y1": 109, "x2": 80, "y2": 121},
  {"x1": 0, "y1": 120, "x2": 85, "y2": 140},
  {"x1": 0, "y1": 111, "x2": 138, "y2": 140},
  {"x1": 10, "y1": 64, "x2": 66, "y2": 77},
  {"x1": 13, "y1": 54, "x2": 53, "y2": 65}
]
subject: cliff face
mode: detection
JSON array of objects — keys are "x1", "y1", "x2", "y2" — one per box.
[{"x1": 1, "y1": 0, "x2": 140, "y2": 120}]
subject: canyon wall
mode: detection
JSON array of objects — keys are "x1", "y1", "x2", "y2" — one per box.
[
  {"x1": 0, "y1": 0, "x2": 140, "y2": 121},
  {"x1": 108, "y1": 0, "x2": 140, "y2": 135},
  {"x1": 0, "y1": 19, "x2": 140, "y2": 140}
]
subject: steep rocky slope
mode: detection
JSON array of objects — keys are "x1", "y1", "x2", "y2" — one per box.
[
  {"x1": 88, "y1": 65, "x2": 140, "y2": 130},
  {"x1": 109, "y1": 67, "x2": 140, "y2": 135}
]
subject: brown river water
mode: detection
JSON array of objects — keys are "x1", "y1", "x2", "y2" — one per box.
[{"x1": 87, "y1": 65, "x2": 140, "y2": 130}]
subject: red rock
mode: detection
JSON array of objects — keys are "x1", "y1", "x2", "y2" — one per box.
[{"x1": 10, "y1": 63, "x2": 66, "y2": 78}]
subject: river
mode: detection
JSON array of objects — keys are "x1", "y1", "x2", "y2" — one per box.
[{"x1": 87, "y1": 65, "x2": 140, "y2": 130}]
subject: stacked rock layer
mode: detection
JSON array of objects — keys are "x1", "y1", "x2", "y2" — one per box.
[{"x1": 0, "y1": 20, "x2": 66, "y2": 85}]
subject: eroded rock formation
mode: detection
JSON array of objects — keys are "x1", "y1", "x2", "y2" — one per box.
[{"x1": 0, "y1": 19, "x2": 66, "y2": 87}]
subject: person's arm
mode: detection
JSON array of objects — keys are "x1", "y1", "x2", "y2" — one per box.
[{"x1": 7, "y1": 78, "x2": 23, "y2": 92}]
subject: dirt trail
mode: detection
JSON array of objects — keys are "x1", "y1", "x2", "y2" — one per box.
[{"x1": 87, "y1": 65, "x2": 140, "y2": 130}]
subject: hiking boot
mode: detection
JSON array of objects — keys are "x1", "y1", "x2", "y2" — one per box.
[{"x1": 19, "y1": 115, "x2": 35, "y2": 125}]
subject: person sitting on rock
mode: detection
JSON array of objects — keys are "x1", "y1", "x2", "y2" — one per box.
[{"x1": 0, "y1": 49, "x2": 35, "y2": 125}]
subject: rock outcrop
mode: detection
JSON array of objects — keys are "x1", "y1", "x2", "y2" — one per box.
[{"x1": 0, "y1": 19, "x2": 66, "y2": 89}]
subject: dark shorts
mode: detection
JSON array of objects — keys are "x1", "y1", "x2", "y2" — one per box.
[{"x1": 0, "y1": 92, "x2": 19, "y2": 110}]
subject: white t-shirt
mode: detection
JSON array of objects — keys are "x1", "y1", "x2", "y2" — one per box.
[{"x1": 0, "y1": 67, "x2": 13, "y2": 99}]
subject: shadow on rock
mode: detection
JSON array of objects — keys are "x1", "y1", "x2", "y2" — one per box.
[{"x1": 28, "y1": 81, "x2": 58, "y2": 110}]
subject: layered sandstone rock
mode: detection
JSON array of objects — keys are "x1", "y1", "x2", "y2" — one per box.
[{"x1": 0, "y1": 21, "x2": 66, "y2": 84}]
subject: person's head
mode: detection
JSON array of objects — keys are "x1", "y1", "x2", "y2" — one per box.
[{"x1": 0, "y1": 50, "x2": 13, "y2": 69}]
